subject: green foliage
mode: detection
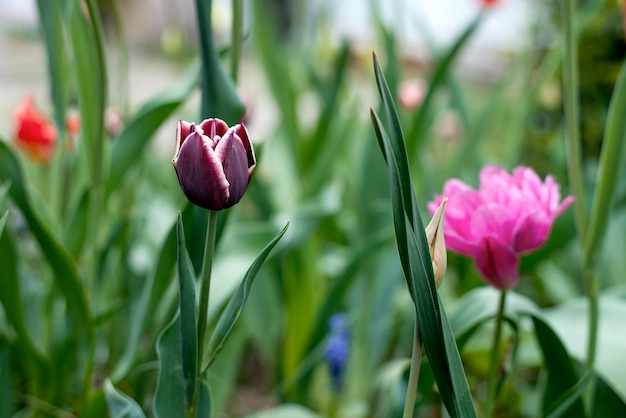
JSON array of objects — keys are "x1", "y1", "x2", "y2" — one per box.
[{"x1": 2, "y1": 0, "x2": 626, "y2": 416}]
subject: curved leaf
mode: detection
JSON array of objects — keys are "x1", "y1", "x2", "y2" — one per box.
[
  {"x1": 202, "y1": 222, "x2": 289, "y2": 371},
  {"x1": 154, "y1": 314, "x2": 186, "y2": 418},
  {"x1": 104, "y1": 379, "x2": 146, "y2": 418}
]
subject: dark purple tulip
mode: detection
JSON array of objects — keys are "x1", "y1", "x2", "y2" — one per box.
[{"x1": 172, "y1": 118, "x2": 256, "y2": 211}]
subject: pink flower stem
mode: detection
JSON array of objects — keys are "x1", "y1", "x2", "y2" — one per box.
[
  {"x1": 188, "y1": 210, "x2": 219, "y2": 418},
  {"x1": 402, "y1": 312, "x2": 423, "y2": 418},
  {"x1": 483, "y1": 289, "x2": 507, "y2": 418}
]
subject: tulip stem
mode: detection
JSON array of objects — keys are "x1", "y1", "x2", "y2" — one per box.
[
  {"x1": 189, "y1": 209, "x2": 218, "y2": 417},
  {"x1": 561, "y1": 0, "x2": 587, "y2": 242},
  {"x1": 402, "y1": 311, "x2": 423, "y2": 418},
  {"x1": 484, "y1": 289, "x2": 507, "y2": 418}
]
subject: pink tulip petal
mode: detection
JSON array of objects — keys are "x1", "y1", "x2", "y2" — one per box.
[
  {"x1": 471, "y1": 204, "x2": 516, "y2": 245},
  {"x1": 173, "y1": 131, "x2": 230, "y2": 210},
  {"x1": 215, "y1": 129, "x2": 250, "y2": 207},
  {"x1": 474, "y1": 236, "x2": 519, "y2": 289},
  {"x1": 512, "y1": 211, "x2": 551, "y2": 253}
]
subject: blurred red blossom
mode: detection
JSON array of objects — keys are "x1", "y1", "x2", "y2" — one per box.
[{"x1": 13, "y1": 96, "x2": 58, "y2": 164}]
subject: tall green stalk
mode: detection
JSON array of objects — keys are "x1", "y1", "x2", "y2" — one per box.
[
  {"x1": 483, "y1": 289, "x2": 507, "y2": 418},
  {"x1": 402, "y1": 313, "x2": 423, "y2": 418},
  {"x1": 188, "y1": 210, "x2": 218, "y2": 417},
  {"x1": 561, "y1": 0, "x2": 598, "y2": 382}
]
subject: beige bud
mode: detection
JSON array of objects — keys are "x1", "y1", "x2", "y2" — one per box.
[{"x1": 425, "y1": 198, "x2": 447, "y2": 287}]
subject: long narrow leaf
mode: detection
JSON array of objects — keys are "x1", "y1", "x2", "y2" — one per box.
[
  {"x1": 371, "y1": 56, "x2": 476, "y2": 417},
  {"x1": 69, "y1": 0, "x2": 107, "y2": 184},
  {"x1": 176, "y1": 213, "x2": 198, "y2": 406},
  {"x1": 202, "y1": 222, "x2": 289, "y2": 371}
]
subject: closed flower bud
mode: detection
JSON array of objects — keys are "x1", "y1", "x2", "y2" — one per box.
[
  {"x1": 425, "y1": 198, "x2": 447, "y2": 287},
  {"x1": 172, "y1": 118, "x2": 256, "y2": 211}
]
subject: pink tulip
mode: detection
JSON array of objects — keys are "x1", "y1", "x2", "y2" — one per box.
[
  {"x1": 428, "y1": 165, "x2": 574, "y2": 289},
  {"x1": 173, "y1": 118, "x2": 256, "y2": 211}
]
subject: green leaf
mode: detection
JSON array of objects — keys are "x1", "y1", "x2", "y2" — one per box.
[
  {"x1": 448, "y1": 287, "x2": 541, "y2": 341},
  {"x1": 195, "y1": 0, "x2": 244, "y2": 123},
  {"x1": 371, "y1": 55, "x2": 476, "y2": 417},
  {"x1": 64, "y1": 189, "x2": 89, "y2": 258},
  {"x1": 202, "y1": 222, "x2": 289, "y2": 371},
  {"x1": 0, "y1": 211, "x2": 7, "y2": 238},
  {"x1": 583, "y1": 58, "x2": 626, "y2": 268},
  {"x1": 0, "y1": 227, "x2": 49, "y2": 368},
  {"x1": 35, "y1": 0, "x2": 70, "y2": 135},
  {"x1": 104, "y1": 379, "x2": 146, "y2": 418},
  {"x1": 69, "y1": 0, "x2": 107, "y2": 185},
  {"x1": 531, "y1": 317, "x2": 585, "y2": 417},
  {"x1": 449, "y1": 287, "x2": 587, "y2": 416},
  {"x1": 0, "y1": 141, "x2": 94, "y2": 343},
  {"x1": 154, "y1": 314, "x2": 187, "y2": 418},
  {"x1": 111, "y1": 203, "x2": 204, "y2": 382},
  {"x1": 107, "y1": 62, "x2": 199, "y2": 194},
  {"x1": 244, "y1": 405, "x2": 320, "y2": 418},
  {"x1": 176, "y1": 213, "x2": 198, "y2": 406},
  {"x1": 0, "y1": 347, "x2": 17, "y2": 418},
  {"x1": 196, "y1": 379, "x2": 212, "y2": 418},
  {"x1": 544, "y1": 294, "x2": 626, "y2": 405}
]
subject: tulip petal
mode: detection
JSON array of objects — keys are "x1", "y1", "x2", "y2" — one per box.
[
  {"x1": 198, "y1": 118, "x2": 229, "y2": 140},
  {"x1": 173, "y1": 131, "x2": 230, "y2": 210},
  {"x1": 175, "y1": 120, "x2": 195, "y2": 156},
  {"x1": 215, "y1": 129, "x2": 250, "y2": 207},
  {"x1": 512, "y1": 211, "x2": 551, "y2": 253},
  {"x1": 474, "y1": 236, "x2": 519, "y2": 289},
  {"x1": 232, "y1": 123, "x2": 256, "y2": 178}
]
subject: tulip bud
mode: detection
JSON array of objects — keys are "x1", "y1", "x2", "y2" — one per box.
[
  {"x1": 172, "y1": 118, "x2": 256, "y2": 211},
  {"x1": 425, "y1": 198, "x2": 447, "y2": 287}
]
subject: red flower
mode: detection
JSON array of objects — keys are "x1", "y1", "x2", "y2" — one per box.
[{"x1": 13, "y1": 96, "x2": 58, "y2": 164}]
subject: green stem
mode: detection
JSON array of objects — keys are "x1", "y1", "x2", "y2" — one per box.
[
  {"x1": 402, "y1": 311, "x2": 423, "y2": 418},
  {"x1": 188, "y1": 210, "x2": 218, "y2": 417},
  {"x1": 561, "y1": 0, "x2": 587, "y2": 243},
  {"x1": 562, "y1": 0, "x2": 598, "y2": 401},
  {"x1": 484, "y1": 289, "x2": 507, "y2": 418},
  {"x1": 231, "y1": 0, "x2": 243, "y2": 83}
]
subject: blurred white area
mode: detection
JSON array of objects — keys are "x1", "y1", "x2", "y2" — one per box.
[
  {"x1": 0, "y1": 0, "x2": 530, "y2": 52},
  {"x1": 0, "y1": 0, "x2": 37, "y2": 27}
]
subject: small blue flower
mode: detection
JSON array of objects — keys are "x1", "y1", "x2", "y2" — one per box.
[{"x1": 324, "y1": 313, "x2": 350, "y2": 392}]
